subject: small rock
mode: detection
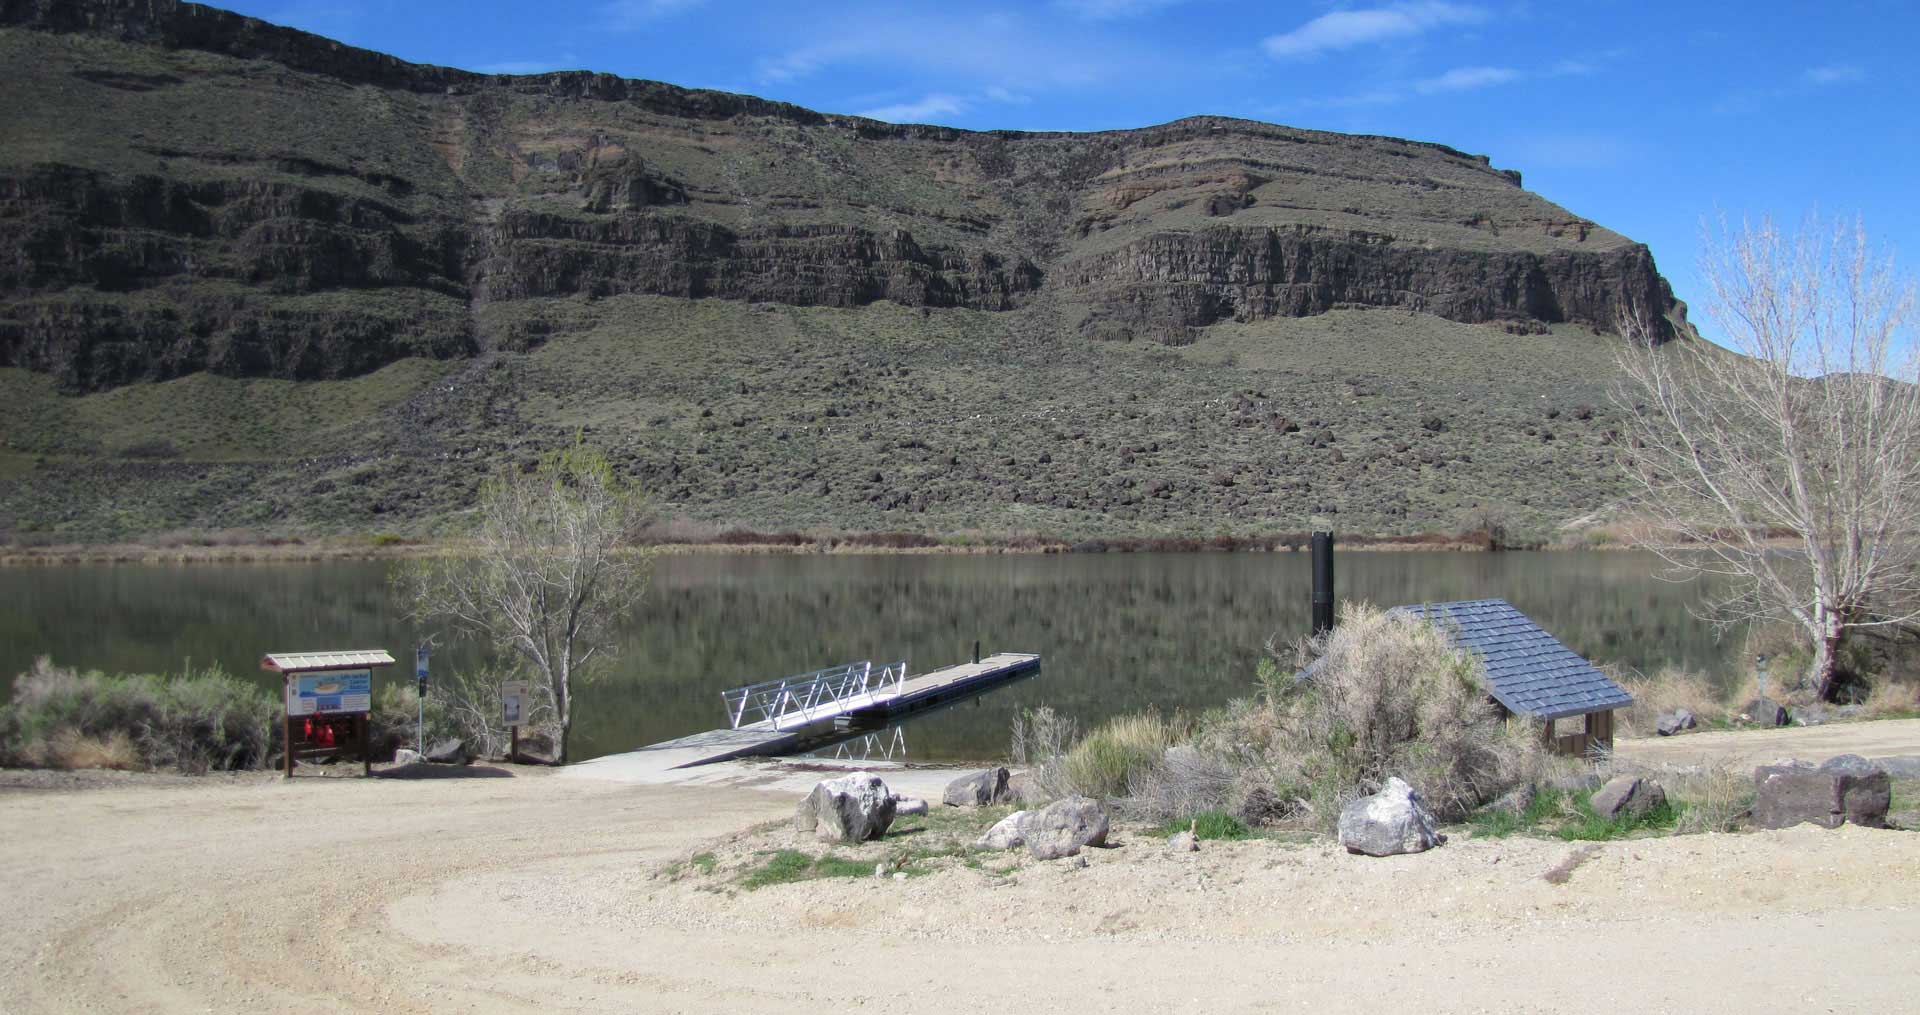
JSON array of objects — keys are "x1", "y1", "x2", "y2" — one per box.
[
  {"x1": 1024, "y1": 796, "x2": 1110, "y2": 860},
  {"x1": 1232, "y1": 785, "x2": 1293, "y2": 826},
  {"x1": 894, "y1": 797, "x2": 930, "y2": 817},
  {"x1": 1655, "y1": 709, "x2": 1697, "y2": 736},
  {"x1": 892, "y1": 872, "x2": 907, "y2": 881},
  {"x1": 1483, "y1": 782, "x2": 1537, "y2": 817},
  {"x1": 1338, "y1": 777, "x2": 1445, "y2": 857},
  {"x1": 423, "y1": 739, "x2": 470, "y2": 765},
  {"x1": 1875, "y1": 755, "x2": 1920, "y2": 780},
  {"x1": 1741, "y1": 697, "x2": 1790, "y2": 727},
  {"x1": 1589, "y1": 775, "x2": 1667, "y2": 820},
  {"x1": 793, "y1": 771, "x2": 898, "y2": 843},
  {"x1": 976, "y1": 810, "x2": 1030, "y2": 850},
  {"x1": 943, "y1": 767, "x2": 1012, "y2": 807},
  {"x1": 1166, "y1": 830, "x2": 1199, "y2": 853},
  {"x1": 393, "y1": 748, "x2": 422, "y2": 766},
  {"x1": 1070, "y1": 856, "x2": 1088, "y2": 869}
]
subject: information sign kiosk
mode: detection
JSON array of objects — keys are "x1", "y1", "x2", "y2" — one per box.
[{"x1": 261, "y1": 650, "x2": 396, "y2": 778}]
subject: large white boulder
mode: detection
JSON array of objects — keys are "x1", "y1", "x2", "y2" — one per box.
[
  {"x1": 793, "y1": 771, "x2": 898, "y2": 843},
  {"x1": 1338, "y1": 777, "x2": 1445, "y2": 857}
]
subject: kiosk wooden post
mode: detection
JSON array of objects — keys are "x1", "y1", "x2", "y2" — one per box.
[{"x1": 261, "y1": 650, "x2": 396, "y2": 778}]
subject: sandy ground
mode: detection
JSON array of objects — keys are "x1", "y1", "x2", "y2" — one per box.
[{"x1": 4, "y1": 725, "x2": 1919, "y2": 1014}]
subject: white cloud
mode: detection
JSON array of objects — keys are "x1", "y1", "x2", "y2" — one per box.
[
  {"x1": 857, "y1": 93, "x2": 970, "y2": 124},
  {"x1": 1053, "y1": 0, "x2": 1187, "y2": 20},
  {"x1": 984, "y1": 85, "x2": 1032, "y2": 105},
  {"x1": 1262, "y1": 2, "x2": 1486, "y2": 59},
  {"x1": 601, "y1": 0, "x2": 704, "y2": 31},
  {"x1": 1804, "y1": 64, "x2": 1865, "y2": 85},
  {"x1": 1414, "y1": 65, "x2": 1519, "y2": 94}
]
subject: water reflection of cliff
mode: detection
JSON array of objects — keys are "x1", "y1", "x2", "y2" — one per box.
[{"x1": 0, "y1": 553, "x2": 1734, "y2": 763}]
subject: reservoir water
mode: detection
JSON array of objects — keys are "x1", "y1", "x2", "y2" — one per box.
[{"x1": 1, "y1": 551, "x2": 1738, "y2": 762}]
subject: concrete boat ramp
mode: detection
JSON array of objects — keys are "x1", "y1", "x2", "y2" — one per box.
[{"x1": 563, "y1": 652, "x2": 1039, "y2": 784}]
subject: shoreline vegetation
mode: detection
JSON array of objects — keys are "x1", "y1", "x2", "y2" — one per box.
[{"x1": 0, "y1": 524, "x2": 1577, "y2": 566}]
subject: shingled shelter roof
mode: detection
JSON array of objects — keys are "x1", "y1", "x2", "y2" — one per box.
[{"x1": 1391, "y1": 598, "x2": 1632, "y2": 721}]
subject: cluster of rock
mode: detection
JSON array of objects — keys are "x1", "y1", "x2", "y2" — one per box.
[
  {"x1": 1655, "y1": 709, "x2": 1697, "y2": 736},
  {"x1": 1740, "y1": 697, "x2": 1792, "y2": 727}
]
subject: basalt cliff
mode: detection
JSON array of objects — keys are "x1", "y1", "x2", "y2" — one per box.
[{"x1": 0, "y1": 0, "x2": 1691, "y2": 540}]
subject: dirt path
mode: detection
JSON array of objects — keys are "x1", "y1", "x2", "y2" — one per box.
[
  {"x1": 1616, "y1": 717, "x2": 1920, "y2": 769},
  {"x1": 3, "y1": 762, "x2": 1917, "y2": 1014}
]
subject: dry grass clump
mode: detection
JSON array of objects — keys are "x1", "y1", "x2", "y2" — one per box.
[
  {"x1": 1861, "y1": 679, "x2": 1920, "y2": 718},
  {"x1": 1, "y1": 657, "x2": 277, "y2": 772},
  {"x1": 1060, "y1": 712, "x2": 1177, "y2": 800},
  {"x1": 1664, "y1": 764, "x2": 1754, "y2": 834},
  {"x1": 1614, "y1": 666, "x2": 1727, "y2": 736},
  {"x1": 45, "y1": 728, "x2": 141, "y2": 770}
]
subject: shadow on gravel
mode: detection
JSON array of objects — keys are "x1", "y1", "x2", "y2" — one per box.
[{"x1": 373, "y1": 763, "x2": 516, "y2": 780}]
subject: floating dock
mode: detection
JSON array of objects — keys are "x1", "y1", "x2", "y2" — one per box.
[{"x1": 570, "y1": 652, "x2": 1040, "y2": 775}]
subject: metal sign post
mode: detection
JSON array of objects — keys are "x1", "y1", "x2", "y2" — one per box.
[
  {"x1": 501, "y1": 680, "x2": 528, "y2": 761},
  {"x1": 415, "y1": 643, "x2": 430, "y2": 752}
]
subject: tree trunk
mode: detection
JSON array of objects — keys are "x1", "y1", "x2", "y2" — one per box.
[
  {"x1": 1811, "y1": 612, "x2": 1844, "y2": 702},
  {"x1": 555, "y1": 664, "x2": 572, "y2": 766}
]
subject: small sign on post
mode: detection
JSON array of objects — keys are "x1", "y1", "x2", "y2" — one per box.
[
  {"x1": 415, "y1": 644, "x2": 430, "y2": 695},
  {"x1": 501, "y1": 680, "x2": 528, "y2": 761}
]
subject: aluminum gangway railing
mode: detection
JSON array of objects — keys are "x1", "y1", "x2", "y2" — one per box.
[{"x1": 720, "y1": 659, "x2": 909, "y2": 731}]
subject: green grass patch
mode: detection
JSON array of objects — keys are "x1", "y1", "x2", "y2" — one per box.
[
  {"x1": 690, "y1": 851, "x2": 718, "y2": 873},
  {"x1": 737, "y1": 849, "x2": 874, "y2": 891},
  {"x1": 1469, "y1": 786, "x2": 1678, "y2": 841},
  {"x1": 1151, "y1": 810, "x2": 1255, "y2": 840}
]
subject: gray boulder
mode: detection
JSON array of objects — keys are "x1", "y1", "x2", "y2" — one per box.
[
  {"x1": 894, "y1": 797, "x2": 930, "y2": 817},
  {"x1": 1875, "y1": 755, "x2": 1920, "y2": 780},
  {"x1": 975, "y1": 810, "x2": 1029, "y2": 850},
  {"x1": 1166, "y1": 829, "x2": 1199, "y2": 853},
  {"x1": 1752, "y1": 756, "x2": 1890, "y2": 830},
  {"x1": 393, "y1": 748, "x2": 422, "y2": 766},
  {"x1": 1338, "y1": 777, "x2": 1445, "y2": 857},
  {"x1": 1483, "y1": 782, "x2": 1537, "y2": 818},
  {"x1": 1025, "y1": 796, "x2": 1110, "y2": 860},
  {"x1": 1655, "y1": 709, "x2": 1697, "y2": 736},
  {"x1": 423, "y1": 738, "x2": 470, "y2": 765},
  {"x1": 1590, "y1": 775, "x2": 1668, "y2": 820},
  {"x1": 943, "y1": 767, "x2": 1012, "y2": 807},
  {"x1": 793, "y1": 771, "x2": 898, "y2": 843},
  {"x1": 1742, "y1": 697, "x2": 1790, "y2": 727}
]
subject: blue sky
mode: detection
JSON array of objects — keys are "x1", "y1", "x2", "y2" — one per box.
[{"x1": 228, "y1": 0, "x2": 1917, "y2": 317}]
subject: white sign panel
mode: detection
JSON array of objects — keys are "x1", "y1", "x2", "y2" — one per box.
[
  {"x1": 287, "y1": 670, "x2": 373, "y2": 716},
  {"x1": 501, "y1": 681, "x2": 529, "y2": 726}
]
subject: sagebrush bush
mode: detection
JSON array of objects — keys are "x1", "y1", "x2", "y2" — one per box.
[
  {"x1": 1, "y1": 657, "x2": 277, "y2": 772},
  {"x1": 1200, "y1": 602, "x2": 1552, "y2": 828}
]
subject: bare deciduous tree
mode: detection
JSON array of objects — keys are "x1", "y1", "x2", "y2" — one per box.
[
  {"x1": 398, "y1": 443, "x2": 650, "y2": 763},
  {"x1": 1616, "y1": 214, "x2": 1920, "y2": 700}
]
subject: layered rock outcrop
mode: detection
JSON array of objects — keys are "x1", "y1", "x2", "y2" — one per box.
[{"x1": 0, "y1": 0, "x2": 1690, "y2": 395}]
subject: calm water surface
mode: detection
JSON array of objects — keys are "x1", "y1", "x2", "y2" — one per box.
[{"x1": 1, "y1": 552, "x2": 1737, "y2": 762}]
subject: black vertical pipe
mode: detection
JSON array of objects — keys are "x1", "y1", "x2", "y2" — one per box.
[{"x1": 1311, "y1": 531, "x2": 1335, "y2": 637}]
